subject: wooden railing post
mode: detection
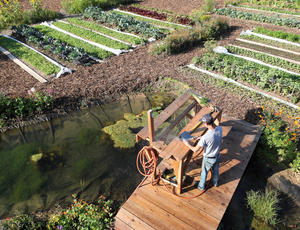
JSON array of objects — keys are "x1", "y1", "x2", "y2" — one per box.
[{"x1": 148, "y1": 110, "x2": 154, "y2": 147}]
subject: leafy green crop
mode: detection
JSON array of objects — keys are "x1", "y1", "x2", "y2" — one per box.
[
  {"x1": 254, "y1": 27, "x2": 300, "y2": 43},
  {"x1": 66, "y1": 18, "x2": 145, "y2": 45},
  {"x1": 34, "y1": 25, "x2": 113, "y2": 59},
  {"x1": 194, "y1": 51, "x2": 300, "y2": 102},
  {"x1": 214, "y1": 8, "x2": 300, "y2": 28},
  {"x1": 226, "y1": 45, "x2": 300, "y2": 73},
  {"x1": 239, "y1": 5, "x2": 300, "y2": 16},
  {"x1": 232, "y1": 0, "x2": 299, "y2": 10},
  {"x1": 53, "y1": 21, "x2": 131, "y2": 50},
  {"x1": 0, "y1": 36, "x2": 59, "y2": 75}
]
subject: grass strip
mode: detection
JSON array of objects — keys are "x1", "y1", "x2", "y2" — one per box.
[
  {"x1": 53, "y1": 21, "x2": 131, "y2": 50},
  {"x1": 0, "y1": 36, "x2": 60, "y2": 75},
  {"x1": 254, "y1": 27, "x2": 300, "y2": 43},
  {"x1": 66, "y1": 18, "x2": 145, "y2": 45},
  {"x1": 226, "y1": 45, "x2": 300, "y2": 73},
  {"x1": 240, "y1": 35, "x2": 300, "y2": 53},
  {"x1": 239, "y1": 5, "x2": 300, "y2": 16},
  {"x1": 113, "y1": 10, "x2": 183, "y2": 30},
  {"x1": 34, "y1": 25, "x2": 113, "y2": 59}
]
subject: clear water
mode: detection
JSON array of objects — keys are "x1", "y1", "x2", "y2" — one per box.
[{"x1": 0, "y1": 93, "x2": 174, "y2": 218}]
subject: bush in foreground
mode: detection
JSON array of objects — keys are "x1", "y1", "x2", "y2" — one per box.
[{"x1": 246, "y1": 189, "x2": 280, "y2": 226}]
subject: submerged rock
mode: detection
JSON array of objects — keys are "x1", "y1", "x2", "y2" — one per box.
[{"x1": 267, "y1": 169, "x2": 300, "y2": 207}]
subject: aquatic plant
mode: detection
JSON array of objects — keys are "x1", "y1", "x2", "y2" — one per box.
[
  {"x1": 77, "y1": 128, "x2": 100, "y2": 146},
  {"x1": 246, "y1": 189, "x2": 280, "y2": 226},
  {"x1": 73, "y1": 158, "x2": 93, "y2": 179}
]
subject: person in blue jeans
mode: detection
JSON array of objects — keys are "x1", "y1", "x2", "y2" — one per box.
[{"x1": 183, "y1": 113, "x2": 222, "y2": 190}]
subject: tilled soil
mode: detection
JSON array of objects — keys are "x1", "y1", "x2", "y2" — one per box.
[{"x1": 20, "y1": 0, "x2": 63, "y2": 12}]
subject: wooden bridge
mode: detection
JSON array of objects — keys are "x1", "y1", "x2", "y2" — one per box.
[{"x1": 114, "y1": 90, "x2": 261, "y2": 230}]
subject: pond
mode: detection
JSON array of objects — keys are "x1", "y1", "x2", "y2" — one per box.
[{"x1": 0, "y1": 92, "x2": 175, "y2": 218}]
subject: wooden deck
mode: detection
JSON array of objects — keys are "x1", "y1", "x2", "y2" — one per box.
[{"x1": 114, "y1": 114, "x2": 261, "y2": 230}]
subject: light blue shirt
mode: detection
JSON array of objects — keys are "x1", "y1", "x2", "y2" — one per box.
[{"x1": 198, "y1": 126, "x2": 222, "y2": 157}]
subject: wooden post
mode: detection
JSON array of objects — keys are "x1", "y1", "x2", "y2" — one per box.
[{"x1": 147, "y1": 110, "x2": 154, "y2": 147}]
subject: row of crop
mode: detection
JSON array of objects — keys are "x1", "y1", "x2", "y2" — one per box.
[
  {"x1": 34, "y1": 25, "x2": 112, "y2": 60},
  {"x1": 193, "y1": 52, "x2": 300, "y2": 103},
  {"x1": 231, "y1": 4, "x2": 300, "y2": 16},
  {"x1": 52, "y1": 21, "x2": 131, "y2": 50},
  {"x1": 226, "y1": 45, "x2": 300, "y2": 73},
  {"x1": 0, "y1": 36, "x2": 60, "y2": 75},
  {"x1": 12, "y1": 25, "x2": 94, "y2": 65},
  {"x1": 214, "y1": 8, "x2": 300, "y2": 28},
  {"x1": 240, "y1": 34, "x2": 300, "y2": 53},
  {"x1": 83, "y1": 6, "x2": 165, "y2": 39},
  {"x1": 230, "y1": 0, "x2": 299, "y2": 9},
  {"x1": 119, "y1": 5, "x2": 191, "y2": 25},
  {"x1": 66, "y1": 18, "x2": 144, "y2": 45},
  {"x1": 253, "y1": 27, "x2": 300, "y2": 43}
]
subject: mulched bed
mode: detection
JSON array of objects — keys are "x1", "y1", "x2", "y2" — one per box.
[
  {"x1": 19, "y1": 0, "x2": 63, "y2": 12},
  {"x1": 0, "y1": 52, "x2": 41, "y2": 96}
]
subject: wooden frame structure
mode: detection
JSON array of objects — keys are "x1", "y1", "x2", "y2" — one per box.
[{"x1": 136, "y1": 90, "x2": 222, "y2": 194}]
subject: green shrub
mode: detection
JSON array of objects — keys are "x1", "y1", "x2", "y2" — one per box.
[
  {"x1": 202, "y1": 0, "x2": 216, "y2": 13},
  {"x1": 148, "y1": 42, "x2": 168, "y2": 55},
  {"x1": 1, "y1": 214, "x2": 45, "y2": 230},
  {"x1": 48, "y1": 195, "x2": 115, "y2": 229},
  {"x1": 0, "y1": 0, "x2": 23, "y2": 30},
  {"x1": 246, "y1": 190, "x2": 280, "y2": 226},
  {"x1": 290, "y1": 152, "x2": 300, "y2": 173}
]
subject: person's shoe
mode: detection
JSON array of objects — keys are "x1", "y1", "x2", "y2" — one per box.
[{"x1": 193, "y1": 181, "x2": 199, "y2": 189}]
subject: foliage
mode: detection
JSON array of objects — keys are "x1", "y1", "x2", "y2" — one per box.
[
  {"x1": 1, "y1": 214, "x2": 45, "y2": 230},
  {"x1": 120, "y1": 5, "x2": 191, "y2": 25},
  {"x1": 237, "y1": 5, "x2": 300, "y2": 16},
  {"x1": 48, "y1": 195, "x2": 115, "y2": 229},
  {"x1": 232, "y1": 0, "x2": 299, "y2": 10},
  {"x1": 150, "y1": 18, "x2": 229, "y2": 55},
  {"x1": 12, "y1": 24, "x2": 94, "y2": 65},
  {"x1": 35, "y1": 25, "x2": 113, "y2": 59},
  {"x1": 225, "y1": 45, "x2": 300, "y2": 73},
  {"x1": 83, "y1": 7, "x2": 165, "y2": 39},
  {"x1": 0, "y1": 0, "x2": 23, "y2": 31},
  {"x1": 214, "y1": 8, "x2": 300, "y2": 28},
  {"x1": 0, "y1": 0, "x2": 60, "y2": 31},
  {"x1": 202, "y1": 0, "x2": 216, "y2": 13},
  {"x1": 254, "y1": 27, "x2": 300, "y2": 43},
  {"x1": 61, "y1": 0, "x2": 133, "y2": 14},
  {"x1": 256, "y1": 108, "x2": 299, "y2": 167},
  {"x1": 53, "y1": 21, "x2": 131, "y2": 50},
  {"x1": 0, "y1": 36, "x2": 60, "y2": 75},
  {"x1": 66, "y1": 18, "x2": 145, "y2": 45},
  {"x1": 290, "y1": 152, "x2": 300, "y2": 172},
  {"x1": 0, "y1": 90, "x2": 53, "y2": 126},
  {"x1": 240, "y1": 34, "x2": 300, "y2": 53},
  {"x1": 246, "y1": 189, "x2": 280, "y2": 226},
  {"x1": 194, "y1": 51, "x2": 300, "y2": 102}
]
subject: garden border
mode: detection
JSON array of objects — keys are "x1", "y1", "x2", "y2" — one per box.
[
  {"x1": 41, "y1": 22, "x2": 125, "y2": 56},
  {"x1": 214, "y1": 46, "x2": 300, "y2": 76},
  {"x1": 187, "y1": 64, "x2": 299, "y2": 110},
  {"x1": 0, "y1": 46, "x2": 47, "y2": 83},
  {"x1": 228, "y1": 44, "x2": 300, "y2": 66},
  {"x1": 0, "y1": 35, "x2": 72, "y2": 78},
  {"x1": 236, "y1": 38, "x2": 300, "y2": 56}
]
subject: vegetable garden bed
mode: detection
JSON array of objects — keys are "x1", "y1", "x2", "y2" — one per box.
[
  {"x1": 192, "y1": 51, "x2": 300, "y2": 103},
  {"x1": 34, "y1": 25, "x2": 113, "y2": 60},
  {"x1": 0, "y1": 36, "x2": 60, "y2": 76}
]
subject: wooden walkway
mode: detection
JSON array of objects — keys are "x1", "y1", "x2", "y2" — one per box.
[{"x1": 114, "y1": 114, "x2": 261, "y2": 230}]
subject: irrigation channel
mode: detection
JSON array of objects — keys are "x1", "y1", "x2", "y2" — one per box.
[{"x1": 0, "y1": 92, "x2": 299, "y2": 229}]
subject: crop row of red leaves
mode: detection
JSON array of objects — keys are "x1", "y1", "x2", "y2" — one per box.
[{"x1": 120, "y1": 6, "x2": 192, "y2": 25}]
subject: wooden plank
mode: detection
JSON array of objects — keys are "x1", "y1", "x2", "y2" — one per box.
[
  {"x1": 123, "y1": 192, "x2": 195, "y2": 230},
  {"x1": 159, "y1": 101, "x2": 197, "y2": 141},
  {"x1": 137, "y1": 90, "x2": 192, "y2": 140},
  {"x1": 116, "y1": 208, "x2": 155, "y2": 230},
  {"x1": 114, "y1": 216, "x2": 134, "y2": 230},
  {"x1": 137, "y1": 182, "x2": 219, "y2": 229}
]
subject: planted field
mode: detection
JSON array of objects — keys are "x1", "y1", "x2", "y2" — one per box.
[
  {"x1": 52, "y1": 21, "x2": 131, "y2": 50},
  {"x1": 66, "y1": 18, "x2": 145, "y2": 45},
  {"x1": 214, "y1": 8, "x2": 300, "y2": 28},
  {"x1": 0, "y1": 36, "x2": 60, "y2": 75},
  {"x1": 83, "y1": 7, "x2": 165, "y2": 39},
  {"x1": 113, "y1": 9, "x2": 187, "y2": 30},
  {"x1": 193, "y1": 52, "x2": 300, "y2": 103},
  {"x1": 231, "y1": 5, "x2": 300, "y2": 16},
  {"x1": 253, "y1": 27, "x2": 300, "y2": 43},
  {"x1": 34, "y1": 25, "x2": 113, "y2": 59},
  {"x1": 226, "y1": 45, "x2": 300, "y2": 73}
]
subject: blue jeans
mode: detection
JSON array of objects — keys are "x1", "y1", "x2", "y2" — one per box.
[{"x1": 198, "y1": 155, "x2": 220, "y2": 190}]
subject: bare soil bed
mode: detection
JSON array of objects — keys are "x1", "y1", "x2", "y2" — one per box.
[{"x1": 20, "y1": 0, "x2": 62, "y2": 12}]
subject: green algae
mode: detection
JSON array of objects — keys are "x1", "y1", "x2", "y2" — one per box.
[
  {"x1": 77, "y1": 128, "x2": 101, "y2": 146},
  {"x1": 73, "y1": 158, "x2": 93, "y2": 179}
]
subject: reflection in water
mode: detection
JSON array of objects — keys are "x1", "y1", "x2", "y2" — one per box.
[{"x1": 0, "y1": 93, "x2": 175, "y2": 218}]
